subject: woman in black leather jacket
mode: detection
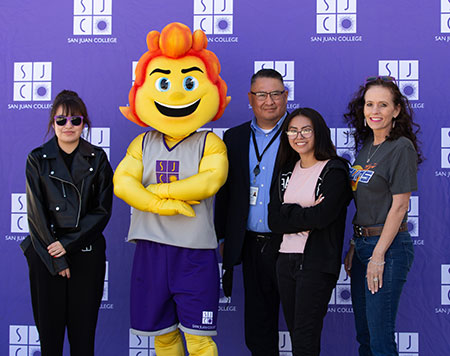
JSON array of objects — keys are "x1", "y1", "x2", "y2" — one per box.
[
  {"x1": 268, "y1": 108, "x2": 352, "y2": 356},
  {"x1": 21, "y1": 90, "x2": 113, "y2": 356}
]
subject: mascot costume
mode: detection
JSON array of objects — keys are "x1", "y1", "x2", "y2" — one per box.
[{"x1": 114, "y1": 22, "x2": 230, "y2": 356}]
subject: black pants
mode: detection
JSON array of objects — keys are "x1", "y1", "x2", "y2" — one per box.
[
  {"x1": 242, "y1": 231, "x2": 281, "y2": 356},
  {"x1": 276, "y1": 253, "x2": 337, "y2": 356},
  {"x1": 25, "y1": 237, "x2": 106, "y2": 356}
]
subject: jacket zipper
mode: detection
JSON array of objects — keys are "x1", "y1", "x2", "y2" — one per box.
[
  {"x1": 61, "y1": 182, "x2": 66, "y2": 198},
  {"x1": 49, "y1": 175, "x2": 82, "y2": 227}
]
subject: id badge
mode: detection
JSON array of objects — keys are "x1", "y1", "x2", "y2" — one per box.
[{"x1": 250, "y1": 186, "x2": 259, "y2": 206}]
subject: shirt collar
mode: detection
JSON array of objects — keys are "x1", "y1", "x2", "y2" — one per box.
[{"x1": 250, "y1": 112, "x2": 287, "y2": 135}]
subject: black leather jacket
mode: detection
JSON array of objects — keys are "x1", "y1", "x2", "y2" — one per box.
[{"x1": 21, "y1": 136, "x2": 113, "y2": 275}]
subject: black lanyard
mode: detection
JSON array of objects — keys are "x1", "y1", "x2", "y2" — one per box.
[{"x1": 251, "y1": 126, "x2": 283, "y2": 183}]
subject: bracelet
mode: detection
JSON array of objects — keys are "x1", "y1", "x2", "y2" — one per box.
[
  {"x1": 369, "y1": 257, "x2": 385, "y2": 266},
  {"x1": 349, "y1": 239, "x2": 355, "y2": 246}
]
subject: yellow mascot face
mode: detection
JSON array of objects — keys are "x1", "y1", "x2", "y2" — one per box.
[{"x1": 135, "y1": 56, "x2": 220, "y2": 138}]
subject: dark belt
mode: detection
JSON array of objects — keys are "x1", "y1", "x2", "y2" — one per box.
[
  {"x1": 246, "y1": 230, "x2": 272, "y2": 243},
  {"x1": 353, "y1": 222, "x2": 408, "y2": 238}
]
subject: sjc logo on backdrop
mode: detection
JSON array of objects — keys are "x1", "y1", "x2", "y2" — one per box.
[
  {"x1": 218, "y1": 263, "x2": 237, "y2": 312},
  {"x1": 395, "y1": 332, "x2": 419, "y2": 355},
  {"x1": 436, "y1": 265, "x2": 450, "y2": 316},
  {"x1": 10, "y1": 194, "x2": 29, "y2": 235},
  {"x1": 312, "y1": 0, "x2": 362, "y2": 43},
  {"x1": 441, "y1": 0, "x2": 450, "y2": 33},
  {"x1": 440, "y1": 264, "x2": 450, "y2": 306},
  {"x1": 279, "y1": 331, "x2": 292, "y2": 356},
  {"x1": 9, "y1": 325, "x2": 40, "y2": 356},
  {"x1": 129, "y1": 330, "x2": 156, "y2": 356},
  {"x1": 69, "y1": 0, "x2": 117, "y2": 44},
  {"x1": 253, "y1": 61, "x2": 300, "y2": 110},
  {"x1": 441, "y1": 128, "x2": 450, "y2": 169},
  {"x1": 193, "y1": 0, "x2": 238, "y2": 43},
  {"x1": 328, "y1": 265, "x2": 353, "y2": 313},
  {"x1": 377, "y1": 60, "x2": 424, "y2": 109},
  {"x1": 11, "y1": 62, "x2": 52, "y2": 106},
  {"x1": 330, "y1": 128, "x2": 355, "y2": 163},
  {"x1": 83, "y1": 127, "x2": 111, "y2": 160},
  {"x1": 408, "y1": 196, "x2": 422, "y2": 245}
]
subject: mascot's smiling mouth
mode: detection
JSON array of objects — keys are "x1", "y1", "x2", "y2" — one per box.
[{"x1": 154, "y1": 99, "x2": 201, "y2": 117}]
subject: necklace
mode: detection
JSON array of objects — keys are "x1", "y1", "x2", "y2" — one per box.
[{"x1": 366, "y1": 141, "x2": 384, "y2": 163}]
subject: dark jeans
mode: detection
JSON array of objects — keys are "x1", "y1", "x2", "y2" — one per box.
[
  {"x1": 242, "y1": 232, "x2": 281, "y2": 356},
  {"x1": 351, "y1": 232, "x2": 414, "y2": 356},
  {"x1": 276, "y1": 253, "x2": 337, "y2": 356},
  {"x1": 25, "y1": 237, "x2": 106, "y2": 356}
]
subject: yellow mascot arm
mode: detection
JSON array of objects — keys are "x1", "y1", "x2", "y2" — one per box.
[
  {"x1": 147, "y1": 132, "x2": 228, "y2": 201},
  {"x1": 113, "y1": 133, "x2": 195, "y2": 217}
]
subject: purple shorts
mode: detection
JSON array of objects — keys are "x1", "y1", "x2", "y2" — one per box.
[{"x1": 130, "y1": 240, "x2": 219, "y2": 336}]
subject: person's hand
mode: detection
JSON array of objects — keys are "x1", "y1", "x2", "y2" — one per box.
[
  {"x1": 59, "y1": 268, "x2": 71, "y2": 278},
  {"x1": 313, "y1": 194, "x2": 325, "y2": 206},
  {"x1": 344, "y1": 245, "x2": 355, "y2": 277},
  {"x1": 366, "y1": 255, "x2": 385, "y2": 294},
  {"x1": 47, "y1": 241, "x2": 67, "y2": 258}
]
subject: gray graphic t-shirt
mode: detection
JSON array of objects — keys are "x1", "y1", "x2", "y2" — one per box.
[{"x1": 350, "y1": 136, "x2": 418, "y2": 226}]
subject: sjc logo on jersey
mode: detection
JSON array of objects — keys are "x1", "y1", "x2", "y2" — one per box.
[
  {"x1": 378, "y1": 60, "x2": 420, "y2": 102},
  {"x1": 129, "y1": 329, "x2": 156, "y2": 356},
  {"x1": 73, "y1": 0, "x2": 112, "y2": 35},
  {"x1": 254, "y1": 61, "x2": 295, "y2": 102},
  {"x1": 395, "y1": 332, "x2": 419, "y2": 355},
  {"x1": 9, "y1": 325, "x2": 40, "y2": 356},
  {"x1": 13, "y1": 62, "x2": 52, "y2": 102},
  {"x1": 194, "y1": 0, "x2": 234, "y2": 36}
]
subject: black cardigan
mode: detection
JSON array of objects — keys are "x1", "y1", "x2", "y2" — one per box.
[{"x1": 268, "y1": 158, "x2": 352, "y2": 277}]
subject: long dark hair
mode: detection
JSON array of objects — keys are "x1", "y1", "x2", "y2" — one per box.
[
  {"x1": 46, "y1": 90, "x2": 91, "y2": 138},
  {"x1": 278, "y1": 108, "x2": 340, "y2": 169},
  {"x1": 344, "y1": 78, "x2": 422, "y2": 164}
]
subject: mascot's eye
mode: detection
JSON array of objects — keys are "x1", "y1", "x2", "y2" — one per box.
[
  {"x1": 155, "y1": 77, "x2": 171, "y2": 92},
  {"x1": 183, "y1": 76, "x2": 198, "y2": 91}
]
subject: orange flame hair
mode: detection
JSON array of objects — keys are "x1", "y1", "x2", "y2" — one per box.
[{"x1": 122, "y1": 22, "x2": 228, "y2": 127}]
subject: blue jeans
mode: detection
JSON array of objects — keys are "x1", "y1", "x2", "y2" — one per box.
[{"x1": 351, "y1": 232, "x2": 414, "y2": 356}]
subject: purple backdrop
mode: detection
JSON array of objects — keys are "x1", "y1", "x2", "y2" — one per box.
[{"x1": 2, "y1": 1, "x2": 450, "y2": 355}]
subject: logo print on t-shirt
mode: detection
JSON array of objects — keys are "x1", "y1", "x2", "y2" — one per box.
[
  {"x1": 156, "y1": 160, "x2": 180, "y2": 183},
  {"x1": 349, "y1": 165, "x2": 375, "y2": 191}
]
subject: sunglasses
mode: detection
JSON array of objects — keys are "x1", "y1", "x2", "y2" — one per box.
[
  {"x1": 365, "y1": 76, "x2": 396, "y2": 84},
  {"x1": 54, "y1": 115, "x2": 84, "y2": 126}
]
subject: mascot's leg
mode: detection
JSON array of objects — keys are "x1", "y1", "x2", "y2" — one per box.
[
  {"x1": 185, "y1": 333, "x2": 218, "y2": 356},
  {"x1": 154, "y1": 330, "x2": 185, "y2": 356}
]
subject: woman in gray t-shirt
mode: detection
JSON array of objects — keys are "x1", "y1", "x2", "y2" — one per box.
[{"x1": 343, "y1": 76, "x2": 422, "y2": 356}]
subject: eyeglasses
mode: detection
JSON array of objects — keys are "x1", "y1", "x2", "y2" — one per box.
[
  {"x1": 54, "y1": 115, "x2": 84, "y2": 126},
  {"x1": 285, "y1": 127, "x2": 314, "y2": 139},
  {"x1": 365, "y1": 76, "x2": 396, "y2": 84},
  {"x1": 250, "y1": 90, "x2": 286, "y2": 101}
]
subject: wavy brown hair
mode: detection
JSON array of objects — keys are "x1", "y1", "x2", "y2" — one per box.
[{"x1": 344, "y1": 78, "x2": 422, "y2": 164}]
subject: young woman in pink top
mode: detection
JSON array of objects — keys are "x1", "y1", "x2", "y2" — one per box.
[{"x1": 268, "y1": 108, "x2": 352, "y2": 356}]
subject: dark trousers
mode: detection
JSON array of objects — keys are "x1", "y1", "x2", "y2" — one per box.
[
  {"x1": 276, "y1": 253, "x2": 337, "y2": 356},
  {"x1": 25, "y1": 237, "x2": 106, "y2": 356},
  {"x1": 242, "y1": 231, "x2": 281, "y2": 356}
]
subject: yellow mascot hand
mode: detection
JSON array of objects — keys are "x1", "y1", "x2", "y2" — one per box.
[
  {"x1": 146, "y1": 184, "x2": 200, "y2": 206},
  {"x1": 154, "y1": 199, "x2": 196, "y2": 217}
]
